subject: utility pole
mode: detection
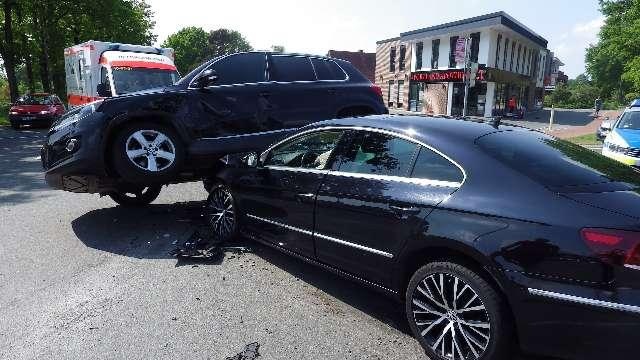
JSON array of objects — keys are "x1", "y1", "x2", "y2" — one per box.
[{"x1": 462, "y1": 36, "x2": 470, "y2": 117}]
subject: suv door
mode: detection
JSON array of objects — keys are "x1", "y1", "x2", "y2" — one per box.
[
  {"x1": 266, "y1": 55, "x2": 332, "y2": 129},
  {"x1": 234, "y1": 129, "x2": 346, "y2": 258},
  {"x1": 310, "y1": 57, "x2": 348, "y2": 117},
  {"x1": 313, "y1": 130, "x2": 464, "y2": 286},
  {"x1": 190, "y1": 52, "x2": 270, "y2": 139}
]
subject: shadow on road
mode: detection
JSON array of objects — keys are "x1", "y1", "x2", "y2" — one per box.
[
  {"x1": 0, "y1": 127, "x2": 51, "y2": 205},
  {"x1": 71, "y1": 200, "x2": 412, "y2": 336},
  {"x1": 519, "y1": 109, "x2": 594, "y2": 126}
]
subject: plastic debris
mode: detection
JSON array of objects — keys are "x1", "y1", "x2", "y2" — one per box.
[
  {"x1": 225, "y1": 342, "x2": 260, "y2": 360},
  {"x1": 168, "y1": 227, "x2": 252, "y2": 259}
]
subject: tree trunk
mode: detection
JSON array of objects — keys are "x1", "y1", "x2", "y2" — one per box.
[
  {"x1": 32, "y1": 8, "x2": 51, "y2": 93},
  {"x1": 2, "y1": 0, "x2": 19, "y2": 102}
]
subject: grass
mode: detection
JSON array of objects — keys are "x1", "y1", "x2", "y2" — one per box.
[
  {"x1": 566, "y1": 133, "x2": 601, "y2": 145},
  {"x1": 0, "y1": 113, "x2": 8, "y2": 126}
]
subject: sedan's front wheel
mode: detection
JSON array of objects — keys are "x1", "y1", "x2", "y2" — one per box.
[
  {"x1": 406, "y1": 261, "x2": 514, "y2": 360},
  {"x1": 205, "y1": 184, "x2": 238, "y2": 242}
]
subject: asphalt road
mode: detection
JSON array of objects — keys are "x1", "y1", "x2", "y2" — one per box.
[{"x1": 0, "y1": 126, "x2": 554, "y2": 360}]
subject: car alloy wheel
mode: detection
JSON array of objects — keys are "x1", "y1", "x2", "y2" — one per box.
[
  {"x1": 411, "y1": 272, "x2": 491, "y2": 360},
  {"x1": 125, "y1": 129, "x2": 176, "y2": 172},
  {"x1": 206, "y1": 185, "x2": 236, "y2": 241}
]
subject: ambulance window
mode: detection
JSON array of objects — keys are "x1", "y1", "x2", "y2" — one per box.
[
  {"x1": 78, "y1": 60, "x2": 83, "y2": 80},
  {"x1": 101, "y1": 67, "x2": 107, "y2": 84}
]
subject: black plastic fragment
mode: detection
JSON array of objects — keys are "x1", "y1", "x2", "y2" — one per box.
[{"x1": 225, "y1": 342, "x2": 260, "y2": 360}]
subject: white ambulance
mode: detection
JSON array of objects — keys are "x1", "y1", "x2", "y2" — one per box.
[{"x1": 64, "y1": 40, "x2": 180, "y2": 107}]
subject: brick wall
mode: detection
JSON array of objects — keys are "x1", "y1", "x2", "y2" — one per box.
[{"x1": 375, "y1": 39, "x2": 412, "y2": 110}]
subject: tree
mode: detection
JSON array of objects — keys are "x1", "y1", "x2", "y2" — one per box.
[
  {"x1": 586, "y1": 0, "x2": 640, "y2": 103},
  {"x1": 207, "y1": 28, "x2": 252, "y2": 58},
  {"x1": 0, "y1": 0, "x2": 19, "y2": 102},
  {"x1": 162, "y1": 26, "x2": 209, "y2": 74},
  {"x1": 548, "y1": 83, "x2": 572, "y2": 107},
  {"x1": 271, "y1": 45, "x2": 285, "y2": 53}
]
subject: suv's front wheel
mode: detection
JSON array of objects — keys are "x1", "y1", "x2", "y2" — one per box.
[{"x1": 112, "y1": 122, "x2": 184, "y2": 183}]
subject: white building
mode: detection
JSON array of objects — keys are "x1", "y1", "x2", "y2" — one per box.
[{"x1": 376, "y1": 12, "x2": 549, "y2": 117}]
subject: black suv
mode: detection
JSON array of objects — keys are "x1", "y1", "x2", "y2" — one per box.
[{"x1": 41, "y1": 52, "x2": 386, "y2": 205}]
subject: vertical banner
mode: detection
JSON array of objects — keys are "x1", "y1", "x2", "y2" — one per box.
[{"x1": 455, "y1": 38, "x2": 466, "y2": 64}]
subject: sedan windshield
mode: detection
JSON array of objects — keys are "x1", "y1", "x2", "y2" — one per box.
[
  {"x1": 111, "y1": 67, "x2": 180, "y2": 95},
  {"x1": 617, "y1": 111, "x2": 640, "y2": 130},
  {"x1": 16, "y1": 95, "x2": 54, "y2": 105}
]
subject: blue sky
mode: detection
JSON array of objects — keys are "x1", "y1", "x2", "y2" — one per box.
[{"x1": 149, "y1": 0, "x2": 603, "y2": 78}]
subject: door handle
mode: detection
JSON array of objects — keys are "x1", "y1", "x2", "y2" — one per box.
[{"x1": 389, "y1": 205, "x2": 421, "y2": 218}]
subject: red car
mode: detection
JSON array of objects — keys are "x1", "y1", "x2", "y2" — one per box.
[{"x1": 9, "y1": 93, "x2": 66, "y2": 130}]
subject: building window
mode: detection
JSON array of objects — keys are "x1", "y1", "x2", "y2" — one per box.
[
  {"x1": 495, "y1": 34, "x2": 502, "y2": 68},
  {"x1": 390, "y1": 47, "x2": 396, "y2": 72},
  {"x1": 396, "y1": 80, "x2": 404, "y2": 107},
  {"x1": 399, "y1": 45, "x2": 406, "y2": 71},
  {"x1": 470, "y1": 32, "x2": 480, "y2": 63},
  {"x1": 502, "y1": 38, "x2": 509, "y2": 69},
  {"x1": 525, "y1": 48, "x2": 530, "y2": 74},
  {"x1": 516, "y1": 44, "x2": 522, "y2": 73},
  {"x1": 387, "y1": 80, "x2": 394, "y2": 106},
  {"x1": 509, "y1": 41, "x2": 516, "y2": 71},
  {"x1": 449, "y1": 36, "x2": 459, "y2": 68},
  {"x1": 431, "y1": 39, "x2": 440, "y2": 69},
  {"x1": 415, "y1": 42, "x2": 423, "y2": 70}
]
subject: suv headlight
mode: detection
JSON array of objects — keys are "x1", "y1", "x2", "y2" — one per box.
[{"x1": 52, "y1": 100, "x2": 103, "y2": 131}]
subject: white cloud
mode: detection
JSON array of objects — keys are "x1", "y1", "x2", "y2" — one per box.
[{"x1": 550, "y1": 16, "x2": 604, "y2": 78}]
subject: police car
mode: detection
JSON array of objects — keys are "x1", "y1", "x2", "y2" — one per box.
[{"x1": 602, "y1": 104, "x2": 640, "y2": 169}]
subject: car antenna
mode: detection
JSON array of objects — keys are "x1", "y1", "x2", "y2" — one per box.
[{"x1": 487, "y1": 116, "x2": 502, "y2": 128}]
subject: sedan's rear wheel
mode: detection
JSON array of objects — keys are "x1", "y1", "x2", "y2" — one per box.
[
  {"x1": 205, "y1": 184, "x2": 238, "y2": 242},
  {"x1": 406, "y1": 261, "x2": 513, "y2": 360}
]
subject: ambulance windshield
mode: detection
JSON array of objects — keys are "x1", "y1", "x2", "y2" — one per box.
[{"x1": 111, "y1": 66, "x2": 180, "y2": 95}]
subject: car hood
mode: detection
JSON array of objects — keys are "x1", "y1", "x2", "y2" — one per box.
[
  {"x1": 11, "y1": 104, "x2": 51, "y2": 112},
  {"x1": 607, "y1": 128, "x2": 640, "y2": 148}
]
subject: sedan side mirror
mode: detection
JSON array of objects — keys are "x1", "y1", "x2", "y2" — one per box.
[
  {"x1": 194, "y1": 69, "x2": 218, "y2": 88},
  {"x1": 242, "y1": 152, "x2": 259, "y2": 168}
]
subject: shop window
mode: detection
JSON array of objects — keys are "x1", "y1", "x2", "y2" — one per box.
[
  {"x1": 510, "y1": 41, "x2": 516, "y2": 72},
  {"x1": 495, "y1": 34, "x2": 502, "y2": 68},
  {"x1": 515, "y1": 44, "x2": 522, "y2": 73},
  {"x1": 502, "y1": 38, "x2": 509, "y2": 70},
  {"x1": 431, "y1": 39, "x2": 440, "y2": 69},
  {"x1": 470, "y1": 32, "x2": 480, "y2": 63},
  {"x1": 399, "y1": 44, "x2": 406, "y2": 71},
  {"x1": 387, "y1": 80, "x2": 394, "y2": 106},
  {"x1": 449, "y1": 36, "x2": 459, "y2": 68},
  {"x1": 415, "y1": 42, "x2": 423, "y2": 70},
  {"x1": 390, "y1": 47, "x2": 396, "y2": 72},
  {"x1": 396, "y1": 80, "x2": 404, "y2": 108}
]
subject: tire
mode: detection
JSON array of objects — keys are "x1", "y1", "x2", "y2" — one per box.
[
  {"x1": 205, "y1": 184, "x2": 238, "y2": 242},
  {"x1": 405, "y1": 261, "x2": 514, "y2": 360},
  {"x1": 111, "y1": 122, "x2": 184, "y2": 183},
  {"x1": 108, "y1": 185, "x2": 162, "y2": 206}
]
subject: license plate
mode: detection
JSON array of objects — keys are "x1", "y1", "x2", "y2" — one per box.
[{"x1": 22, "y1": 116, "x2": 35, "y2": 120}]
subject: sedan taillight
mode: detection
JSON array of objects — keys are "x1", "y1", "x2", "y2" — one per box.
[{"x1": 581, "y1": 228, "x2": 640, "y2": 267}]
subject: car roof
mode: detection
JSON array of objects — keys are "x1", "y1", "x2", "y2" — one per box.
[
  {"x1": 303, "y1": 115, "x2": 534, "y2": 145},
  {"x1": 624, "y1": 106, "x2": 640, "y2": 113}
]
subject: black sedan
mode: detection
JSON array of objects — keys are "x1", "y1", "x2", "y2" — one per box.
[{"x1": 206, "y1": 115, "x2": 640, "y2": 360}]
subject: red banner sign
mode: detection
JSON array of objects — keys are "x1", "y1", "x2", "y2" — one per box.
[{"x1": 410, "y1": 68, "x2": 486, "y2": 83}]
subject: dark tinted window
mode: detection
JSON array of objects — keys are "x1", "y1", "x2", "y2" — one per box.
[
  {"x1": 415, "y1": 42, "x2": 423, "y2": 69},
  {"x1": 390, "y1": 47, "x2": 396, "y2": 72},
  {"x1": 337, "y1": 131, "x2": 419, "y2": 177},
  {"x1": 470, "y1": 32, "x2": 480, "y2": 63},
  {"x1": 399, "y1": 45, "x2": 406, "y2": 71},
  {"x1": 477, "y1": 131, "x2": 640, "y2": 188},
  {"x1": 431, "y1": 39, "x2": 440, "y2": 68},
  {"x1": 265, "y1": 130, "x2": 343, "y2": 169},
  {"x1": 311, "y1": 59, "x2": 346, "y2": 80},
  {"x1": 449, "y1": 36, "x2": 459, "y2": 68},
  {"x1": 411, "y1": 147, "x2": 463, "y2": 183},
  {"x1": 270, "y1": 56, "x2": 315, "y2": 82},
  {"x1": 210, "y1": 53, "x2": 266, "y2": 85}
]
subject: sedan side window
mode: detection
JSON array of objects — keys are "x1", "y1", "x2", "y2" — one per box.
[
  {"x1": 264, "y1": 130, "x2": 343, "y2": 169},
  {"x1": 336, "y1": 131, "x2": 419, "y2": 177},
  {"x1": 411, "y1": 146, "x2": 464, "y2": 183}
]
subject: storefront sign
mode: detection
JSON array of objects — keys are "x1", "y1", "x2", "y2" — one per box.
[{"x1": 410, "y1": 67, "x2": 486, "y2": 83}]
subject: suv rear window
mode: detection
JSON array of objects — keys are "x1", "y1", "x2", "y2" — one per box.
[
  {"x1": 311, "y1": 59, "x2": 346, "y2": 80},
  {"x1": 477, "y1": 130, "x2": 640, "y2": 188},
  {"x1": 270, "y1": 56, "x2": 315, "y2": 82}
]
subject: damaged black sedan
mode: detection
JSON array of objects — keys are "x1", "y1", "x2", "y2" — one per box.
[{"x1": 206, "y1": 115, "x2": 640, "y2": 360}]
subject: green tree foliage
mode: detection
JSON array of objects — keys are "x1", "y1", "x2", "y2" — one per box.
[
  {"x1": 548, "y1": 75, "x2": 602, "y2": 109},
  {"x1": 161, "y1": 26, "x2": 209, "y2": 74},
  {"x1": 586, "y1": 0, "x2": 640, "y2": 103},
  {"x1": 163, "y1": 27, "x2": 253, "y2": 75}
]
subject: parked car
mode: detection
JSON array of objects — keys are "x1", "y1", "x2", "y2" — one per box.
[
  {"x1": 9, "y1": 93, "x2": 66, "y2": 129},
  {"x1": 206, "y1": 115, "x2": 640, "y2": 360},
  {"x1": 602, "y1": 106, "x2": 640, "y2": 169},
  {"x1": 41, "y1": 52, "x2": 386, "y2": 205}
]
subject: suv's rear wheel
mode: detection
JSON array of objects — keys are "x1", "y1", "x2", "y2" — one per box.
[
  {"x1": 406, "y1": 261, "x2": 513, "y2": 360},
  {"x1": 108, "y1": 185, "x2": 162, "y2": 206},
  {"x1": 112, "y1": 122, "x2": 184, "y2": 183}
]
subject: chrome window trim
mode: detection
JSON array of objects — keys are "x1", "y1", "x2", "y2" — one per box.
[
  {"x1": 247, "y1": 213, "x2": 393, "y2": 258},
  {"x1": 528, "y1": 288, "x2": 640, "y2": 314},
  {"x1": 200, "y1": 128, "x2": 295, "y2": 141},
  {"x1": 246, "y1": 214, "x2": 312, "y2": 236},
  {"x1": 260, "y1": 125, "x2": 466, "y2": 187},
  {"x1": 314, "y1": 232, "x2": 394, "y2": 258}
]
